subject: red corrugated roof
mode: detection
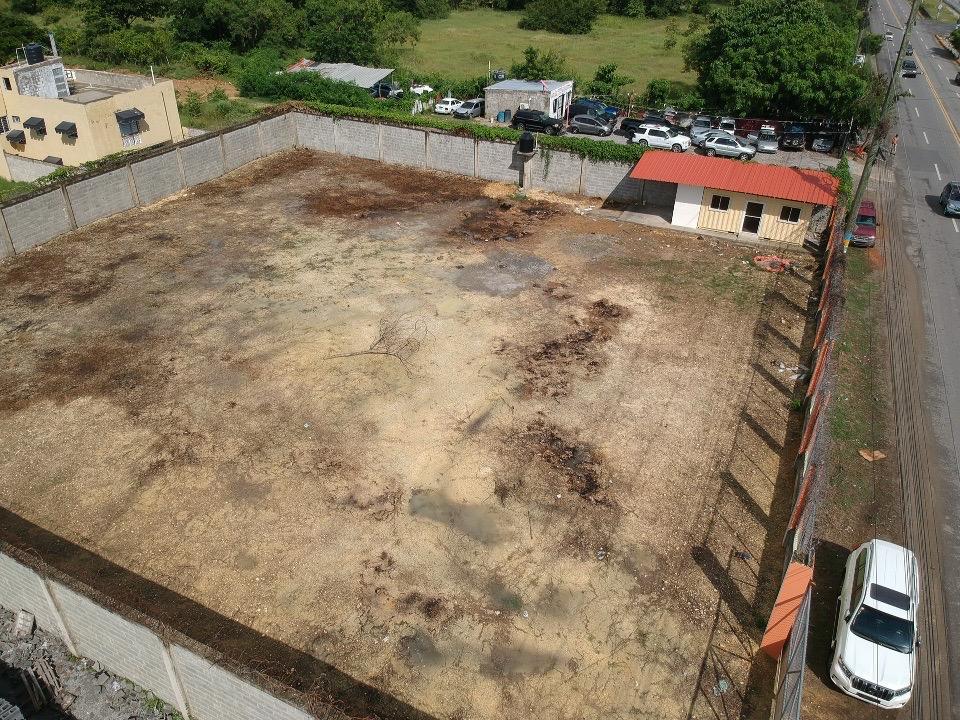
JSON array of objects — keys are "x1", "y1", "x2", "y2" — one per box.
[{"x1": 630, "y1": 151, "x2": 839, "y2": 206}]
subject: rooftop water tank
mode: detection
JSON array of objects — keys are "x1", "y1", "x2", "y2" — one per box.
[
  {"x1": 517, "y1": 131, "x2": 536, "y2": 156},
  {"x1": 24, "y1": 42, "x2": 44, "y2": 65}
]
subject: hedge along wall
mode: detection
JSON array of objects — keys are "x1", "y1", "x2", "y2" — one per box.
[{"x1": 0, "y1": 108, "x2": 641, "y2": 259}]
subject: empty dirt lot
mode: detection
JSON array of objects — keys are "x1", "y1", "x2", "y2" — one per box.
[{"x1": 0, "y1": 150, "x2": 812, "y2": 720}]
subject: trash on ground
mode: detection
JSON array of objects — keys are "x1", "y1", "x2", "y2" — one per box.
[
  {"x1": 858, "y1": 449, "x2": 887, "y2": 462},
  {"x1": 753, "y1": 255, "x2": 793, "y2": 272}
]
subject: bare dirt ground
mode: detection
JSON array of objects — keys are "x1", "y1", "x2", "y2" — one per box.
[{"x1": 0, "y1": 150, "x2": 812, "y2": 720}]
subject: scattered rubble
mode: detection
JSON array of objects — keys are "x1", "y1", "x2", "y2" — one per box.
[{"x1": 0, "y1": 606, "x2": 180, "y2": 720}]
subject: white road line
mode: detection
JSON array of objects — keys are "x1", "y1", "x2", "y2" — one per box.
[
  {"x1": 924, "y1": 131, "x2": 930, "y2": 144},
  {"x1": 953, "y1": 218, "x2": 959, "y2": 233},
  {"x1": 936, "y1": 163, "x2": 942, "y2": 180},
  {"x1": 939, "y1": 63, "x2": 945, "y2": 73},
  {"x1": 916, "y1": 106, "x2": 921, "y2": 117}
]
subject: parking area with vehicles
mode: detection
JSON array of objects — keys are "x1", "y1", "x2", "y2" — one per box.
[{"x1": 0, "y1": 147, "x2": 815, "y2": 720}]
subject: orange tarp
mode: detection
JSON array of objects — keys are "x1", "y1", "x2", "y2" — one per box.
[{"x1": 760, "y1": 562, "x2": 814, "y2": 659}]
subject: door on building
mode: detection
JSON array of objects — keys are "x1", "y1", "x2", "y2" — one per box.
[{"x1": 742, "y1": 202, "x2": 763, "y2": 233}]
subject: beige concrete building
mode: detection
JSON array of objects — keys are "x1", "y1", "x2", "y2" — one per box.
[
  {"x1": 629, "y1": 151, "x2": 838, "y2": 245},
  {"x1": 1, "y1": 49, "x2": 183, "y2": 181}
]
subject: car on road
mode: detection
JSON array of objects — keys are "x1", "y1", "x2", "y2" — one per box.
[
  {"x1": 854, "y1": 53, "x2": 866, "y2": 66},
  {"x1": 780, "y1": 122, "x2": 806, "y2": 150},
  {"x1": 850, "y1": 200, "x2": 878, "y2": 247},
  {"x1": 510, "y1": 108, "x2": 564, "y2": 135},
  {"x1": 434, "y1": 97, "x2": 463, "y2": 114},
  {"x1": 939, "y1": 182, "x2": 960, "y2": 216},
  {"x1": 695, "y1": 129, "x2": 735, "y2": 148},
  {"x1": 906, "y1": 43, "x2": 914, "y2": 55},
  {"x1": 568, "y1": 114, "x2": 614, "y2": 136},
  {"x1": 703, "y1": 134, "x2": 755, "y2": 159},
  {"x1": 747, "y1": 125, "x2": 779, "y2": 153},
  {"x1": 453, "y1": 99, "x2": 485, "y2": 119},
  {"x1": 830, "y1": 539, "x2": 919, "y2": 709},
  {"x1": 885, "y1": 31, "x2": 894, "y2": 41},
  {"x1": 409, "y1": 84, "x2": 434, "y2": 95},
  {"x1": 629, "y1": 123, "x2": 690, "y2": 152},
  {"x1": 902, "y1": 59, "x2": 919, "y2": 77}
]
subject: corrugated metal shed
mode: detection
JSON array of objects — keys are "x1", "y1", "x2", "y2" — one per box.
[
  {"x1": 630, "y1": 151, "x2": 838, "y2": 206},
  {"x1": 484, "y1": 79, "x2": 573, "y2": 93},
  {"x1": 286, "y1": 59, "x2": 393, "y2": 89}
]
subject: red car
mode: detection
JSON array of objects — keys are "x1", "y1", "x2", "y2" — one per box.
[{"x1": 850, "y1": 200, "x2": 877, "y2": 247}]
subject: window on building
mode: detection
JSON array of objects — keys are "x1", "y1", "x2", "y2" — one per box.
[
  {"x1": 117, "y1": 117, "x2": 140, "y2": 136},
  {"x1": 710, "y1": 195, "x2": 731, "y2": 211},
  {"x1": 780, "y1": 205, "x2": 802, "y2": 223},
  {"x1": 11, "y1": 115, "x2": 20, "y2": 124},
  {"x1": 0, "y1": 116, "x2": 7, "y2": 133},
  {"x1": 2, "y1": 77, "x2": 10, "y2": 91}
]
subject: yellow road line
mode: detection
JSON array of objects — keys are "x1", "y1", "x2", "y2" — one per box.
[{"x1": 882, "y1": 0, "x2": 960, "y2": 145}]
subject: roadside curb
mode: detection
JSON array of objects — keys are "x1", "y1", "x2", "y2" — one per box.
[{"x1": 934, "y1": 33, "x2": 960, "y2": 63}]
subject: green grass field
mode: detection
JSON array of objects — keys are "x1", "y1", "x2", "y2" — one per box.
[{"x1": 399, "y1": 9, "x2": 697, "y2": 93}]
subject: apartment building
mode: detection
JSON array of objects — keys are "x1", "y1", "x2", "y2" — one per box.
[{"x1": 1, "y1": 43, "x2": 183, "y2": 181}]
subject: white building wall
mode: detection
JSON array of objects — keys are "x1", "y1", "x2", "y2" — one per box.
[{"x1": 672, "y1": 183, "x2": 703, "y2": 228}]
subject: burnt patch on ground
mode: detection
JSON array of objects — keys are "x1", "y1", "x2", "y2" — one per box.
[
  {"x1": 452, "y1": 200, "x2": 561, "y2": 243},
  {"x1": 525, "y1": 420, "x2": 607, "y2": 502},
  {"x1": 519, "y1": 299, "x2": 629, "y2": 397},
  {"x1": 301, "y1": 156, "x2": 481, "y2": 219}
]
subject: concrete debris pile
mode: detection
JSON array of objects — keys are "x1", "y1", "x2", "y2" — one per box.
[{"x1": 0, "y1": 606, "x2": 180, "y2": 720}]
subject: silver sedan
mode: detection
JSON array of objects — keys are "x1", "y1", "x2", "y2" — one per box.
[{"x1": 703, "y1": 135, "x2": 756, "y2": 160}]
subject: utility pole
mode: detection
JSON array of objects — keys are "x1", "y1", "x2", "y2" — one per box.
[{"x1": 843, "y1": 0, "x2": 923, "y2": 238}]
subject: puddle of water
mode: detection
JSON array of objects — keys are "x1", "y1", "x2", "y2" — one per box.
[
  {"x1": 481, "y1": 643, "x2": 557, "y2": 676},
  {"x1": 454, "y1": 250, "x2": 553, "y2": 297},
  {"x1": 399, "y1": 628, "x2": 443, "y2": 666},
  {"x1": 486, "y1": 578, "x2": 523, "y2": 612}
]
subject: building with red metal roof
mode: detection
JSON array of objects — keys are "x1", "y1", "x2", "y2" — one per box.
[{"x1": 628, "y1": 151, "x2": 839, "y2": 245}]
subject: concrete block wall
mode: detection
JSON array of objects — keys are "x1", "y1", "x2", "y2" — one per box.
[
  {"x1": 179, "y1": 136, "x2": 226, "y2": 187},
  {"x1": 0, "y1": 212, "x2": 13, "y2": 259},
  {"x1": 132, "y1": 151, "x2": 184, "y2": 205},
  {"x1": 222, "y1": 124, "x2": 263, "y2": 172},
  {"x1": 5, "y1": 153, "x2": 62, "y2": 183},
  {"x1": 50, "y1": 581, "x2": 182, "y2": 711},
  {"x1": 0, "y1": 548, "x2": 331, "y2": 720},
  {"x1": 295, "y1": 113, "x2": 335, "y2": 152},
  {"x1": 581, "y1": 159, "x2": 640, "y2": 202},
  {"x1": 381, "y1": 125, "x2": 427, "y2": 168},
  {"x1": 427, "y1": 132, "x2": 475, "y2": 176},
  {"x1": 475, "y1": 140, "x2": 521, "y2": 184},
  {"x1": 259, "y1": 114, "x2": 297, "y2": 156},
  {"x1": 171, "y1": 645, "x2": 314, "y2": 720},
  {"x1": 334, "y1": 119, "x2": 380, "y2": 160},
  {"x1": 531, "y1": 148, "x2": 583, "y2": 195},
  {"x1": 0, "y1": 553, "x2": 60, "y2": 632},
  {"x1": 1, "y1": 189, "x2": 74, "y2": 253},
  {"x1": 65, "y1": 169, "x2": 137, "y2": 227}
]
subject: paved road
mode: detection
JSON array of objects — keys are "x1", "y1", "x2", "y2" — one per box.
[{"x1": 870, "y1": 2, "x2": 960, "y2": 718}]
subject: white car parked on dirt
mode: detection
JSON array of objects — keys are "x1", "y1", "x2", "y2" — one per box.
[
  {"x1": 830, "y1": 539, "x2": 920, "y2": 709},
  {"x1": 434, "y1": 97, "x2": 463, "y2": 114}
]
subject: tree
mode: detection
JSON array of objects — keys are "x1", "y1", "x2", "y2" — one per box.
[
  {"x1": 173, "y1": 0, "x2": 302, "y2": 52},
  {"x1": 303, "y1": 0, "x2": 417, "y2": 64},
  {"x1": 684, "y1": 0, "x2": 866, "y2": 119},
  {"x1": 510, "y1": 46, "x2": 569, "y2": 80},
  {"x1": 518, "y1": 0, "x2": 605, "y2": 34},
  {"x1": 81, "y1": 0, "x2": 169, "y2": 27},
  {"x1": 585, "y1": 63, "x2": 633, "y2": 98},
  {"x1": 860, "y1": 32, "x2": 883, "y2": 54},
  {"x1": 385, "y1": 0, "x2": 450, "y2": 18},
  {"x1": 0, "y1": 11, "x2": 45, "y2": 62}
]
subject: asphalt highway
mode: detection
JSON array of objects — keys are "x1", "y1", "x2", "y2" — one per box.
[{"x1": 870, "y1": 1, "x2": 960, "y2": 717}]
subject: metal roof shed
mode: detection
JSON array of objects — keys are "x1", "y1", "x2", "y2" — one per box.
[{"x1": 483, "y1": 78, "x2": 574, "y2": 120}]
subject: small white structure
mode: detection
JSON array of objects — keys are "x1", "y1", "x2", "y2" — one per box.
[
  {"x1": 483, "y1": 79, "x2": 574, "y2": 120},
  {"x1": 286, "y1": 59, "x2": 394, "y2": 90}
]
